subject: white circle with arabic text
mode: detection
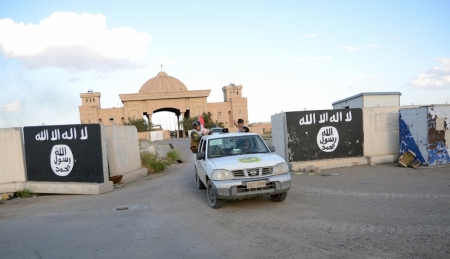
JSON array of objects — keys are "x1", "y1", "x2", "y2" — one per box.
[
  {"x1": 317, "y1": 126, "x2": 339, "y2": 152},
  {"x1": 50, "y1": 144, "x2": 74, "y2": 176}
]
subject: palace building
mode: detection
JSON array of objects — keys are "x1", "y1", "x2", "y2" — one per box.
[{"x1": 79, "y1": 71, "x2": 249, "y2": 135}]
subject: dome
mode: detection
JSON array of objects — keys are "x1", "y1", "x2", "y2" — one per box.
[{"x1": 139, "y1": 71, "x2": 188, "y2": 93}]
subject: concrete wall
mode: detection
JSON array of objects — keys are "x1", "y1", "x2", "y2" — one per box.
[
  {"x1": 1, "y1": 124, "x2": 113, "y2": 194},
  {"x1": 0, "y1": 128, "x2": 27, "y2": 184},
  {"x1": 274, "y1": 107, "x2": 404, "y2": 169},
  {"x1": 363, "y1": 107, "x2": 400, "y2": 156},
  {"x1": 271, "y1": 113, "x2": 288, "y2": 161},
  {"x1": 105, "y1": 125, "x2": 142, "y2": 176}
]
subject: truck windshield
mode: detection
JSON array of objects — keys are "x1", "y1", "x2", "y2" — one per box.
[{"x1": 207, "y1": 135, "x2": 269, "y2": 158}]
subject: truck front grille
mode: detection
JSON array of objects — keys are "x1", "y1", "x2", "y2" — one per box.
[{"x1": 231, "y1": 167, "x2": 273, "y2": 178}]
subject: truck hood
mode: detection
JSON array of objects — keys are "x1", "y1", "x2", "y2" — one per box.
[{"x1": 210, "y1": 153, "x2": 286, "y2": 170}]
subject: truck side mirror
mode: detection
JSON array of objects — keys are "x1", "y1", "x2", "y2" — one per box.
[
  {"x1": 196, "y1": 152, "x2": 205, "y2": 160},
  {"x1": 269, "y1": 146, "x2": 276, "y2": 152}
]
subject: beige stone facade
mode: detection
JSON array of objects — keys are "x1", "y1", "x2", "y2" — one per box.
[{"x1": 79, "y1": 71, "x2": 249, "y2": 132}]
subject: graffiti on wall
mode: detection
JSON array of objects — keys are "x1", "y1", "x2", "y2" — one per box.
[
  {"x1": 286, "y1": 109, "x2": 363, "y2": 162},
  {"x1": 427, "y1": 107, "x2": 449, "y2": 165},
  {"x1": 399, "y1": 106, "x2": 450, "y2": 166},
  {"x1": 399, "y1": 113, "x2": 426, "y2": 164},
  {"x1": 24, "y1": 124, "x2": 104, "y2": 183}
]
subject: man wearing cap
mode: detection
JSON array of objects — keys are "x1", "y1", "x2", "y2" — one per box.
[{"x1": 234, "y1": 118, "x2": 249, "y2": 133}]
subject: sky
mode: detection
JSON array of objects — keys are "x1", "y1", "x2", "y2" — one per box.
[{"x1": 1, "y1": 0, "x2": 449, "y2": 129}]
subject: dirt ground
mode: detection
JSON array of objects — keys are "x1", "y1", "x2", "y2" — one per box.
[{"x1": 1, "y1": 138, "x2": 449, "y2": 259}]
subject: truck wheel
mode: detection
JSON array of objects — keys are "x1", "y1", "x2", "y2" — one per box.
[
  {"x1": 196, "y1": 173, "x2": 206, "y2": 190},
  {"x1": 270, "y1": 192, "x2": 287, "y2": 202},
  {"x1": 207, "y1": 180, "x2": 223, "y2": 209}
]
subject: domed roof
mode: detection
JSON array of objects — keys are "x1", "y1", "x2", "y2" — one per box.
[{"x1": 139, "y1": 71, "x2": 188, "y2": 93}]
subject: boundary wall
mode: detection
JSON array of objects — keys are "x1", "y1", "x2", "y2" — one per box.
[
  {"x1": 106, "y1": 125, "x2": 148, "y2": 183},
  {"x1": 0, "y1": 124, "x2": 147, "y2": 194},
  {"x1": 0, "y1": 128, "x2": 27, "y2": 184},
  {"x1": 273, "y1": 107, "x2": 407, "y2": 171}
]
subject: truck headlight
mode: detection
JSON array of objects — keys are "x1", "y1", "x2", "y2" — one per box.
[
  {"x1": 212, "y1": 169, "x2": 233, "y2": 180},
  {"x1": 274, "y1": 162, "x2": 289, "y2": 175}
]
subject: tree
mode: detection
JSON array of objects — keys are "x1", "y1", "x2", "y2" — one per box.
[{"x1": 123, "y1": 117, "x2": 152, "y2": 132}]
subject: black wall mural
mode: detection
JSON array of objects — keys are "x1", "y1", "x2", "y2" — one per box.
[
  {"x1": 24, "y1": 124, "x2": 104, "y2": 183},
  {"x1": 286, "y1": 109, "x2": 363, "y2": 162}
]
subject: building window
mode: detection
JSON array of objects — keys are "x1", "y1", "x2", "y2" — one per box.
[
  {"x1": 109, "y1": 118, "x2": 115, "y2": 125},
  {"x1": 86, "y1": 99, "x2": 88, "y2": 102},
  {"x1": 99, "y1": 118, "x2": 102, "y2": 123}
]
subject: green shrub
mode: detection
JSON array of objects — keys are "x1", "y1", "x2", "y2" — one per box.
[
  {"x1": 140, "y1": 150, "x2": 179, "y2": 174},
  {"x1": 167, "y1": 149, "x2": 180, "y2": 163},
  {"x1": 16, "y1": 189, "x2": 36, "y2": 198}
]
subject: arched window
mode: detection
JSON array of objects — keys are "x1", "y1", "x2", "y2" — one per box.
[
  {"x1": 99, "y1": 118, "x2": 103, "y2": 123},
  {"x1": 121, "y1": 117, "x2": 125, "y2": 124},
  {"x1": 109, "y1": 118, "x2": 115, "y2": 125}
]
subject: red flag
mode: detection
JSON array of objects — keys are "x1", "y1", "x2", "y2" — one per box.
[{"x1": 198, "y1": 115, "x2": 206, "y2": 133}]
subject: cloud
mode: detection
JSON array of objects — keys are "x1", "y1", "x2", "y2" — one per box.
[
  {"x1": 304, "y1": 33, "x2": 317, "y2": 38},
  {"x1": 0, "y1": 12, "x2": 152, "y2": 71},
  {"x1": 1, "y1": 101, "x2": 21, "y2": 112},
  {"x1": 297, "y1": 56, "x2": 332, "y2": 62},
  {"x1": 409, "y1": 57, "x2": 450, "y2": 89},
  {"x1": 340, "y1": 46, "x2": 360, "y2": 52},
  {"x1": 363, "y1": 44, "x2": 378, "y2": 47}
]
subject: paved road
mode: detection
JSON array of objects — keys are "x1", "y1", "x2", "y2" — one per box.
[{"x1": 1, "y1": 138, "x2": 449, "y2": 259}]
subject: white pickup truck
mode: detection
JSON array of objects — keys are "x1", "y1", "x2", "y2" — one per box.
[{"x1": 193, "y1": 132, "x2": 291, "y2": 209}]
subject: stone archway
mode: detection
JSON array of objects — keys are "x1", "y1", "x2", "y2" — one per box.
[
  {"x1": 152, "y1": 108, "x2": 183, "y2": 138},
  {"x1": 118, "y1": 71, "x2": 210, "y2": 138}
]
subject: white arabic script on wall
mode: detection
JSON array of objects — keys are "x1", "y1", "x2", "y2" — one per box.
[
  {"x1": 50, "y1": 144, "x2": 74, "y2": 176},
  {"x1": 35, "y1": 127, "x2": 89, "y2": 141},
  {"x1": 300, "y1": 111, "x2": 352, "y2": 125},
  {"x1": 317, "y1": 126, "x2": 339, "y2": 152}
]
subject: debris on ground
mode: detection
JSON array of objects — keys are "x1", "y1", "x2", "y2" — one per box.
[
  {"x1": 398, "y1": 150, "x2": 421, "y2": 168},
  {"x1": 109, "y1": 175, "x2": 123, "y2": 184}
]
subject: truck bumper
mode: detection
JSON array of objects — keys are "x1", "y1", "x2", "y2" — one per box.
[{"x1": 211, "y1": 174, "x2": 291, "y2": 200}]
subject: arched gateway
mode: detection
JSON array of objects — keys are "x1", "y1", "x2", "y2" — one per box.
[{"x1": 79, "y1": 71, "x2": 249, "y2": 137}]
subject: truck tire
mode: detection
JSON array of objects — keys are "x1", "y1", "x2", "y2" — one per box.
[
  {"x1": 270, "y1": 191, "x2": 287, "y2": 202},
  {"x1": 207, "y1": 180, "x2": 223, "y2": 209}
]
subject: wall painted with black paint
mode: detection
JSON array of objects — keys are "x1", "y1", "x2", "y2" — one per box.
[
  {"x1": 286, "y1": 109, "x2": 363, "y2": 162},
  {"x1": 24, "y1": 124, "x2": 104, "y2": 183}
]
